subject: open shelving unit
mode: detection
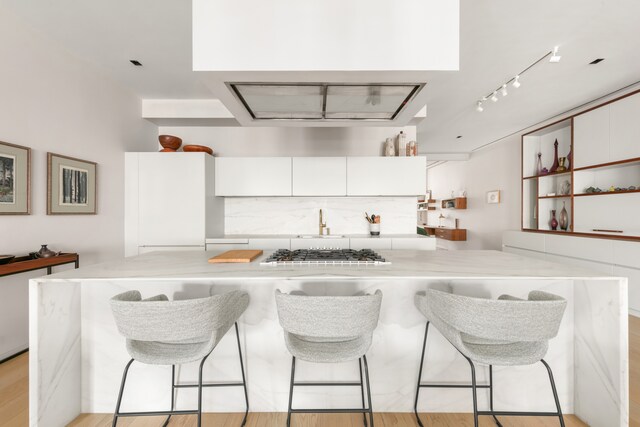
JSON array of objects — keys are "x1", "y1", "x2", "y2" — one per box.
[{"x1": 521, "y1": 89, "x2": 640, "y2": 241}]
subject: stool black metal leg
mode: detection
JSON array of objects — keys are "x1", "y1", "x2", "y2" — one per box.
[
  {"x1": 414, "y1": 322, "x2": 429, "y2": 427},
  {"x1": 197, "y1": 352, "x2": 212, "y2": 427},
  {"x1": 463, "y1": 355, "x2": 479, "y2": 427},
  {"x1": 286, "y1": 356, "x2": 296, "y2": 427},
  {"x1": 112, "y1": 358, "x2": 134, "y2": 427},
  {"x1": 235, "y1": 322, "x2": 250, "y2": 427},
  {"x1": 359, "y1": 358, "x2": 368, "y2": 427},
  {"x1": 541, "y1": 359, "x2": 565, "y2": 427},
  {"x1": 489, "y1": 365, "x2": 503, "y2": 427},
  {"x1": 162, "y1": 365, "x2": 176, "y2": 427},
  {"x1": 362, "y1": 355, "x2": 374, "y2": 427}
]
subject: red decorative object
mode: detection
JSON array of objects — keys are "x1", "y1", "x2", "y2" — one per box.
[
  {"x1": 159, "y1": 148, "x2": 177, "y2": 152},
  {"x1": 158, "y1": 135, "x2": 182, "y2": 151},
  {"x1": 550, "y1": 139, "x2": 559, "y2": 173},
  {"x1": 550, "y1": 210, "x2": 558, "y2": 230},
  {"x1": 183, "y1": 145, "x2": 214, "y2": 155}
]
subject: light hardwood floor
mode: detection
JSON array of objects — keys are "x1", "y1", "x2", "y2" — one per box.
[{"x1": 2, "y1": 316, "x2": 639, "y2": 426}]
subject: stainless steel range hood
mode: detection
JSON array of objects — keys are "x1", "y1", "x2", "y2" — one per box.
[{"x1": 228, "y1": 83, "x2": 425, "y2": 121}]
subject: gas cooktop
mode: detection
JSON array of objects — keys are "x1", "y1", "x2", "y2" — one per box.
[{"x1": 261, "y1": 249, "x2": 390, "y2": 266}]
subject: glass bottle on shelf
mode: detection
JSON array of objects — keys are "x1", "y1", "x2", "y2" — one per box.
[
  {"x1": 536, "y1": 153, "x2": 542, "y2": 176},
  {"x1": 559, "y1": 202, "x2": 569, "y2": 231},
  {"x1": 550, "y1": 210, "x2": 558, "y2": 230}
]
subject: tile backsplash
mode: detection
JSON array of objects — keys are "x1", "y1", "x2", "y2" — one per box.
[{"x1": 225, "y1": 197, "x2": 416, "y2": 235}]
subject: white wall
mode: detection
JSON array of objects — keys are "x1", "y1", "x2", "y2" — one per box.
[
  {"x1": 426, "y1": 138, "x2": 521, "y2": 250},
  {"x1": 157, "y1": 126, "x2": 416, "y2": 157},
  {"x1": 0, "y1": 9, "x2": 157, "y2": 360}
]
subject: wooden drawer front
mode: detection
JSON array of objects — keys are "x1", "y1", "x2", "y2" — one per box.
[
  {"x1": 435, "y1": 228, "x2": 448, "y2": 239},
  {"x1": 434, "y1": 228, "x2": 467, "y2": 241}
]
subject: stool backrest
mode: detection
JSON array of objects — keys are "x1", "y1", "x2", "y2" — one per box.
[
  {"x1": 110, "y1": 290, "x2": 249, "y2": 344},
  {"x1": 417, "y1": 289, "x2": 566, "y2": 342},
  {"x1": 275, "y1": 290, "x2": 382, "y2": 340}
]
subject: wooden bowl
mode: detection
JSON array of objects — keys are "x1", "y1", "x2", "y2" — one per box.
[
  {"x1": 0, "y1": 255, "x2": 15, "y2": 265},
  {"x1": 159, "y1": 148, "x2": 177, "y2": 152},
  {"x1": 158, "y1": 135, "x2": 182, "y2": 150},
  {"x1": 183, "y1": 145, "x2": 214, "y2": 155}
]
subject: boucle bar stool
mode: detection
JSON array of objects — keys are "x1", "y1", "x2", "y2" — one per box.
[
  {"x1": 275, "y1": 289, "x2": 382, "y2": 427},
  {"x1": 110, "y1": 289, "x2": 250, "y2": 427},
  {"x1": 413, "y1": 289, "x2": 567, "y2": 427}
]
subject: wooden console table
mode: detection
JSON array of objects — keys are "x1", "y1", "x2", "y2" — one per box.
[
  {"x1": 0, "y1": 253, "x2": 79, "y2": 277},
  {"x1": 423, "y1": 226, "x2": 467, "y2": 241}
]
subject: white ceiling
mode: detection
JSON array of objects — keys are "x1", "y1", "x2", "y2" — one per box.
[{"x1": 2, "y1": 0, "x2": 639, "y2": 150}]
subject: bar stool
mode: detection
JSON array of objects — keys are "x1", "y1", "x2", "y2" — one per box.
[
  {"x1": 413, "y1": 289, "x2": 567, "y2": 427},
  {"x1": 109, "y1": 289, "x2": 250, "y2": 427},
  {"x1": 275, "y1": 289, "x2": 382, "y2": 427}
]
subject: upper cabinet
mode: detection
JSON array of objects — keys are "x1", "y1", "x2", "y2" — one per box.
[
  {"x1": 346, "y1": 157, "x2": 427, "y2": 196},
  {"x1": 292, "y1": 157, "x2": 346, "y2": 196},
  {"x1": 609, "y1": 93, "x2": 640, "y2": 163},
  {"x1": 573, "y1": 92, "x2": 640, "y2": 168},
  {"x1": 215, "y1": 157, "x2": 292, "y2": 196}
]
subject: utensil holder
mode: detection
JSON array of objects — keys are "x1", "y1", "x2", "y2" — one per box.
[{"x1": 369, "y1": 223, "x2": 380, "y2": 236}]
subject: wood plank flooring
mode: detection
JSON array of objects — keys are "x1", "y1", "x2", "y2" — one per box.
[{"x1": 2, "y1": 315, "x2": 639, "y2": 426}]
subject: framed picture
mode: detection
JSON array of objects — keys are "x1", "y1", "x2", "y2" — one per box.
[
  {"x1": 47, "y1": 153, "x2": 97, "y2": 215},
  {"x1": 486, "y1": 190, "x2": 501, "y2": 204},
  {"x1": 0, "y1": 141, "x2": 31, "y2": 215}
]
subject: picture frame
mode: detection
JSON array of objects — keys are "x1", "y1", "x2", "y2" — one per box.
[
  {"x1": 0, "y1": 141, "x2": 31, "y2": 215},
  {"x1": 486, "y1": 190, "x2": 501, "y2": 204},
  {"x1": 47, "y1": 153, "x2": 97, "y2": 215}
]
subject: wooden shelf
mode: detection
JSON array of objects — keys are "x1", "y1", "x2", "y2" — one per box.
[
  {"x1": 573, "y1": 189, "x2": 640, "y2": 197},
  {"x1": 441, "y1": 197, "x2": 467, "y2": 209},
  {"x1": 0, "y1": 253, "x2": 79, "y2": 277},
  {"x1": 523, "y1": 170, "x2": 573, "y2": 180},
  {"x1": 538, "y1": 195, "x2": 572, "y2": 199},
  {"x1": 573, "y1": 156, "x2": 640, "y2": 172},
  {"x1": 423, "y1": 226, "x2": 467, "y2": 241}
]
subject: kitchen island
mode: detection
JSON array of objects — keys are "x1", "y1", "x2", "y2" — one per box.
[{"x1": 29, "y1": 250, "x2": 628, "y2": 427}]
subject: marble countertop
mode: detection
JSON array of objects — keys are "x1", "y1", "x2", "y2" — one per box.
[
  {"x1": 35, "y1": 249, "x2": 619, "y2": 282},
  {"x1": 206, "y1": 234, "x2": 432, "y2": 241}
]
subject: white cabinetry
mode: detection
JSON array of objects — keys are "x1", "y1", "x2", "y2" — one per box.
[
  {"x1": 349, "y1": 238, "x2": 392, "y2": 250},
  {"x1": 573, "y1": 106, "x2": 609, "y2": 168},
  {"x1": 292, "y1": 157, "x2": 346, "y2": 196},
  {"x1": 346, "y1": 157, "x2": 426, "y2": 196},
  {"x1": 248, "y1": 238, "x2": 291, "y2": 250},
  {"x1": 125, "y1": 153, "x2": 222, "y2": 256},
  {"x1": 215, "y1": 157, "x2": 292, "y2": 196},
  {"x1": 610, "y1": 93, "x2": 640, "y2": 162}
]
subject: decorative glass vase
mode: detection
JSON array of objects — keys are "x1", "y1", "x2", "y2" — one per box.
[
  {"x1": 559, "y1": 202, "x2": 569, "y2": 231},
  {"x1": 536, "y1": 153, "x2": 542, "y2": 176},
  {"x1": 550, "y1": 210, "x2": 558, "y2": 230},
  {"x1": 550, "y1": 139, "x2": 559, "y2": 173}
]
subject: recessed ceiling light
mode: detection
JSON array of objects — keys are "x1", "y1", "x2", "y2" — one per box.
[
  {"x1": 549, "y1": 46, "x2": 561, "y2": 63},
  {"x1": 589, "y1": 58, "x2": 605, "y2": 64},
  {"x1": 129, "y1": 59, "x2": 143, "y2": 66}
]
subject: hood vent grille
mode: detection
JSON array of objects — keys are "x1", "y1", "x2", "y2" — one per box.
[{"x1": 228, "y1": 83, "x2": 424, "y2": 121}]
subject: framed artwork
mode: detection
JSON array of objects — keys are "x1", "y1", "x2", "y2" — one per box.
[
  {"x1": 0, "y1": 141, "x2": 31, "y2": 215},
  {"x1": 47, "y1": 153, "x2": 97, "y2": 215},
  {"x1": 486, "y1": 190, "x2": 501, "y2": 204}
]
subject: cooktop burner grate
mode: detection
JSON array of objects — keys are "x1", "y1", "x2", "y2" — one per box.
[{"x1": 261, "y1": 249, "x2": 390, "y2": 266}]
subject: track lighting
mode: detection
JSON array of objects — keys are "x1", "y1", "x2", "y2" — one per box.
[
  {"x1": 490, "y1": 92, "x2": 498, "y2": 102},
  {"x1": 512, "y1": 75, "x2": 521, "y2": 88},
  {"x1": 476, "y1": 101, "x2": 484, "y2": 112},
  {"x1": 549, "y1": 46, "x2": 562, "y2": 63},
  {"x1": 501, "y1": 84, "x2": 508, "y2": 97}
]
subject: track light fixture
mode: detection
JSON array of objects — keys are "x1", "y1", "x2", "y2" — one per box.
[
  {"x1": 475, "y1": 46, "x2": 561, "y2": 112},
  {"x1": 512, "y1": 75, "x2": 521, "y2": 88}
]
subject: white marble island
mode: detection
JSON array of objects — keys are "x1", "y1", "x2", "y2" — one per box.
[{"x1": 29, "y1": 250, "x2": 629, "y2": 426}]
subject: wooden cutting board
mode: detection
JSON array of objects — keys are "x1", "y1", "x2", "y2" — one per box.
[{"x1": 208, "y1": 250, "x2": 263, "y2": 263}]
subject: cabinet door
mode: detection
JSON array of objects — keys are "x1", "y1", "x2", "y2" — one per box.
[
  {"x1": 573, "y1": 105, "x2": 609, "y2": 168},
  {"x1": 292, "y1": 157, "x2": 346, "y2": 196},
  {"x1": 215, "y1": 158, "x2": 292, "y2": 196},
  {"x1": 349, "y1": 238, "x2": 392, "y2": 250},
  {"x1": 347, "y1": 157, "x2": 426, "y2": 196},
  {"x1": 205, "y1": 243, "x2": 249, "y2": 251},
  {"x1": 391, "y1": 237, "x2": 436, "y2": 250},
  {"x1": 248, "y1": 238, "x2": 291, "y2": 250},
  {"x1": 138, "y1": 153, "x2": 206, "y2": 246},
  {"x1": 610, "y1": 93, "x2": 640, "y2": 163},
  {"x1": 138, "y1": 246, "x2": 204, "y2": 254},
  {"x1": 290, "y1": 238, "x2": 350, "y2": 250}
]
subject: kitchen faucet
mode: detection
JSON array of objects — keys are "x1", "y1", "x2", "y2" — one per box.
[{"x1": 319, "y1": 209, "x2": 327, "y2": 235}]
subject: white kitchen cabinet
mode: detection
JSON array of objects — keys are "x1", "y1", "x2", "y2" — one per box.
[
  {"x1": 292, "y1": 157, "x2": 346, "y2": 196},
  {"x1": 573, "y1": 105, "x2": 609, "y2": 168},
  {"x1": 248, "y1": 238, "x2": 291, "y2": 250},
  {"x1": 206, "y1": 243, "x2": 250, "y2": 251},
  {"x1": 125, "y1": 153, "x2": 222, "y2": 256},
  {"x1": 609, "y1": 92, "x2": 640, "y2": 163},
  {"x1": 138, "y1": 246, "x2": 204, "y2": 254},
  {"x1": 391, "y1": 237, "x2": 436, "y2": 250},
  {"x1": 346, "y1": 157, "x2": 426, "y2": 196},
  {"x1": 215, "y1": 157, "x2": 292, "y2": 196},
  {"x1": 349, "y1": 238, "x2": 392, "y2": 250},
  {"x1": 290, "y1": 238, "x2": 350, "y2": 250}
]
